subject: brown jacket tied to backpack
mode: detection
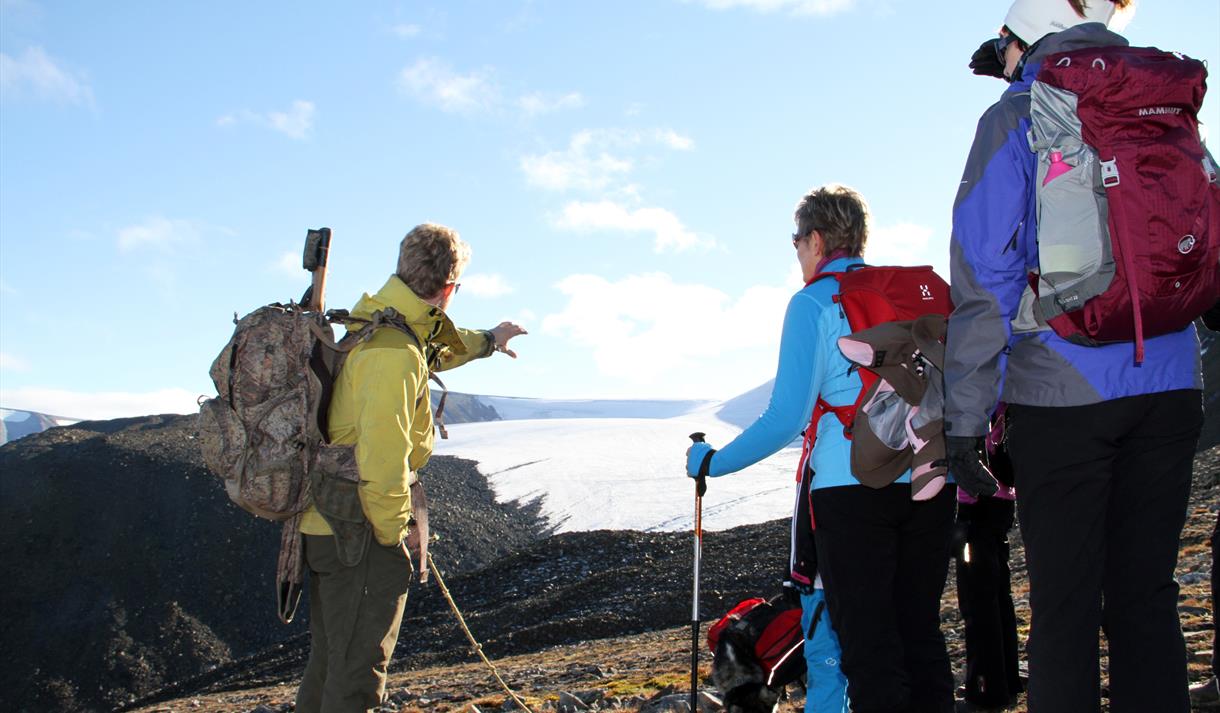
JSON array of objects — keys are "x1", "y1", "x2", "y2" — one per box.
[{"x1": 836, "y1": 313, "x2": 948, "y2": 500}]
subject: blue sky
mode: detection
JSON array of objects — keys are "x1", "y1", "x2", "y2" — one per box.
[{"x1": 1, "y1": 0, "x2": 1217, "y2": 419}]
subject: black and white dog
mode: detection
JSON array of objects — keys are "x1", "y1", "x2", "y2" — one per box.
[{"x1": 710, "y1": 597, "x2": 807, "y2": 713}]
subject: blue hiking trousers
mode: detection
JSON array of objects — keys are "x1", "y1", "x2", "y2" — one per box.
[{"x1": 801, "y1": 590, "x2": 849, "y2": 713}]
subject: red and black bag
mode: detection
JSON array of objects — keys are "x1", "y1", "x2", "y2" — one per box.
[{"x1": 708, "y1": 596, "x2": 807, "y2": 688}]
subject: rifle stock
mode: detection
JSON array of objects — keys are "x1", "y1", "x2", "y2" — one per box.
[{"x1": 302, "y1": 227, "x2": 332, "y2": 312}]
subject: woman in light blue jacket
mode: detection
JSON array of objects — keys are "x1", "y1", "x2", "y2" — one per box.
[{"x1": 686, "y1": 184, "x2": 955, "y2": 713}]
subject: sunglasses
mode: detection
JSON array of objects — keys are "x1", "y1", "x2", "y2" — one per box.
[
  {"x1": 995, "y1": 27, "x2": 1025, "y2": 65},
  {"x1": 792, "y1": 227, "x2": 819, "y2": 248}
]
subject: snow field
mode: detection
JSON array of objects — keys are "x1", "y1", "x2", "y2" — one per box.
[{"x1": 432, "y1": 405, "x2": 802, "y2": 533}]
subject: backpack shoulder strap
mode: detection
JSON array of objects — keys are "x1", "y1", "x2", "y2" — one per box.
[{"x1": 328, "y1": 308, "x2": 453, "y2": 439}]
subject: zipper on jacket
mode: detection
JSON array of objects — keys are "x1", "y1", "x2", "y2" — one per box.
[{"x1": 1001, "y1": 227, "x2": 1019, "y2": 255}]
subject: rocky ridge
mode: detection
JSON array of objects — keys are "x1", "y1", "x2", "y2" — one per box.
[
  {"x1": 0, "y1": 414, "x2": 547, "y2": 713},
  {"x1": 131, "y1": 448, "x2": 1219, "y2": 713}
]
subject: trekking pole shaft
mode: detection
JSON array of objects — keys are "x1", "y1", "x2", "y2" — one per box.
[
  {"x1": 689, "y1": 431, "x2": 706, "y2": 711},
  {"x1": 692, "y1": 487, "x2": 702, "y2": 619},
  {"x1": 690, "y1": 618, "x2": 700, "y2": 711},
  {"x1": 690, "y1": 490, "x2": 703, "y2": 711}
]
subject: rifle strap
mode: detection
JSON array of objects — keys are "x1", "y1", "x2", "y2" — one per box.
[{"x1": 276, "y1": 513, "x2": 305, "y2": 624}]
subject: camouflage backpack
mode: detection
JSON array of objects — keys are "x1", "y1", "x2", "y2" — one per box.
[{"x1": 198, "y1": 303, "x2": 435, "y2": 623}]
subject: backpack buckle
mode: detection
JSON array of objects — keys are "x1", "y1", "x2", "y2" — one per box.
[
  {"x1": 1204, "y1": 154, "x2": 1218, "y2": 184},
  {"x1": 1100, "y1": 158, "x2": 1120, "y2": 188}
]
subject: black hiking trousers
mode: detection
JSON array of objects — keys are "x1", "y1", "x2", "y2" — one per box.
[
  {"x1": 1007, "y1": 389, "x2": 1202, "y2": 713},
  {"x1": 812, "y1": 482, "x2": 956, "y2": 713},
  {"x1": 954, "y1": 497, "x2": 1022, "y2": 707}
]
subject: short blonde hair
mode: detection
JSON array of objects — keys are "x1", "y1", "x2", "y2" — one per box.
[
  {"x1": 793, "y1": 184, "x2": 870, "y2": 257},
  {"x1": 396, "y1": 223, "x2": 471, "y2": 299}
]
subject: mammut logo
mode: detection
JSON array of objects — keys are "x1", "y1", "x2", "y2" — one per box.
[
  {"x1": 919, "y1": 284, "x2": 933, "y2": 301},
  {"x1": 1178, "y1": 235, "x2": 1196, "y2": 254},
  {"x1": 1138, "y1": 107, "x2": 1182, "y2": 117}
]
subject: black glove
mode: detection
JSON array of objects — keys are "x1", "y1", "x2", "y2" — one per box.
[
  {"x1": 1202, "y1": 299, "x2": 1220, "y2": 332},
  {"x1": 969, "y1": 38, "x2": 1006, "y2": 79},
  {"x1": 946, "y1": 436, "x2": 1000, "y2": 498}
]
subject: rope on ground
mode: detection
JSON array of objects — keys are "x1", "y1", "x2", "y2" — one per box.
[{"x1": 427, "y1": 553, "x2": 536, "y2": 713}]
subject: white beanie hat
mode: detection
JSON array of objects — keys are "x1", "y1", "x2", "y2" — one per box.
[{"x1": 1004, "y1": 0, "x2": 1117, "y2": 44}]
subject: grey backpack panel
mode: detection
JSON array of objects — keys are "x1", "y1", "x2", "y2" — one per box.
[{"x1": 1015, "y1": 81, "x2": 1117, "y2": 332}]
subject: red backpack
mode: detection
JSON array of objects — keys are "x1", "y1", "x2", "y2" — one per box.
[
  {"x1": 1028, "y1": 46, "x2": 1220, "y2": 362},
  {"x1": 798, "y1": 265, "x2": 953, "y2": 479},
  {"x1": 708, "y1": 596, "x2": 807, "y2": 688}
]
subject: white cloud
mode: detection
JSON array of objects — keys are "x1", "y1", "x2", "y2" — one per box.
[
  {"x1": 554, "y1": 200, "x2": 706, "y2": 253},
  {"x1": 542, "y1": 272, "x2": 791, "y2": 385},
  {"x1": 460, "y1": 273, "x2": 514, "y2": 298},
  {"x1": 391, "y1": 23, "x2": 422, "y2": 38},
  {"x1": 0, "y1": 46, "x2": 93, "y2": 105},
  {"x1": 689, "y1": 0, "x2": 856, "y2": 15},
  {"x1": 519, "y1": 128, "x2": 694, "y2": 192},
  {"x1": 0, "y1": 387, "x2": 201, "y2": 420},
  {"x1": 0, "y1": 353, "x2": 29, "y2": 372},
  {"x1": 216, "y1": 99, "x2": 315, "y2": 140},
  {"x1": 864, "y1": 222, "x2": 948, "y2": 276},
  {"x1": 399, "y1": 58, "x2": 499, "y2": 114},
  {"x1": 267, "y1": 100, "x2": 315, "y2": 139},
  {"x1": 117, "y1": 216, "x2": 200, "y2": 252},
  {"x1": 520, "y1": 131, "x2": 634, "y2": 192},
  {"x1": 518, "y1": 91, "x2": 585, "y2": 117},
  {"x1": 656, "y1": 129, "x2": 694, "y2": 150},
  {"x1": 272, "y1": 250, "x2": 300, "y2": 277}
]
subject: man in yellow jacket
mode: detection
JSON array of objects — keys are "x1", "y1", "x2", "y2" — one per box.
[{"x1": 295, "y1": 223, "x2": 526, "y2": 713}]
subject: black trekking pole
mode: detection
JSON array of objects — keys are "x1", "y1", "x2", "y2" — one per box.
[{"x1": 689, "y1": 432, "x2": 708, "y2": 712}]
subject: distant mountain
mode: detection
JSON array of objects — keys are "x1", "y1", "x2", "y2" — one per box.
[
  {"x1": 715, "y1": 380, "x2": 773, "y2": 430},
  {"x1": 429, "y1": 389, "x2": 501, "y2": 424},
  {"x1": 0, "y1": 409, "x2": 74, "y2": 446}
]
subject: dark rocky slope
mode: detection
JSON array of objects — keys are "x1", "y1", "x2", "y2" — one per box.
[
  {"x1": 0, "y1": 415, "x2": 546, "y2": 713},
  {"x1": 137, "y1": 448, "x2": 1220, "y2": 713}
]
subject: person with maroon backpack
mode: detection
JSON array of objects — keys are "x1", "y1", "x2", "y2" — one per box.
[
  {"x1": 945, "y1": 1, "x2": 1218, "y2": 711},
  {"x1": 1192, "y1": 301, "x2": 1220, "y2": 709},
  {"x1": 685, "y1": 184, "x2": 956, "y2": 713}
]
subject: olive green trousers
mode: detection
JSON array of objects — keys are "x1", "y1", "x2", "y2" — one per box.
[{"x1": 295, "y1": 534, "x2": 412, "y2": 713}]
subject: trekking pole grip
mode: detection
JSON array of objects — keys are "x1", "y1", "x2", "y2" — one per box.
[{"x1": 689, "y1": 432, "x2": 707, "y2": 497}]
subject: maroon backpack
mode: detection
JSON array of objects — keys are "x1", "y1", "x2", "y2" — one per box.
[{"x1": 1027, "y1": 46, "x2": 1220, "y2": 362}]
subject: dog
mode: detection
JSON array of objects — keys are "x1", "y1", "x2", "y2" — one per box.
[{"x1": 709, "y1": 597, "x2": 806, "y2": 713}]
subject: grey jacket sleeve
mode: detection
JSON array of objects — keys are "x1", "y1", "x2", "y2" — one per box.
[{"x1": 944, "y1": 96, "x2": 1036, "y2": 437}]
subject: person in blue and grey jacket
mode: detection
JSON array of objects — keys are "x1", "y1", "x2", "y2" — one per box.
[
  {"x1": 686, "y1": 184, "x2": 956, "y2": 713},
  {"x1": 944, "y1": 1, "x2": 1203, "y2": 711}
]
